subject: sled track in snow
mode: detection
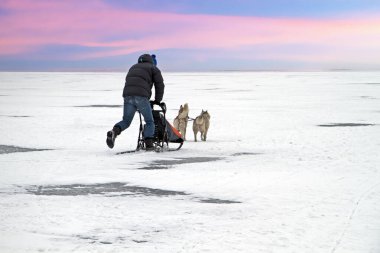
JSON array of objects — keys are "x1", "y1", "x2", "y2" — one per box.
[{"x1": 330, "y1": 181, "x2": 380, "y2": 253}]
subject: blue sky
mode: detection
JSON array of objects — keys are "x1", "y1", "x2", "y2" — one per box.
[
  {"x1": 108, "y1": 0, "x2": 380, "y2": 17},
  {"x1": 0, "y1": 0, "x2": 380, "y2": 71}
]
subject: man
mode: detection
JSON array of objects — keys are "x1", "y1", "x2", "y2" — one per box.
[{"x1": 106, "y1": 54, "x2": 165, "y2": 150}]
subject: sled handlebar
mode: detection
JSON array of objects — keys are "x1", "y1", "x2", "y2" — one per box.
[{"x1": 150, "y1": 101, "x2": 166, "y2": 113}]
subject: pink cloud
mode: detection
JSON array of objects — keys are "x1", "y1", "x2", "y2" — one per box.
[{"x1": 1, "y1": 0, "x2": 380, "y2": 65}]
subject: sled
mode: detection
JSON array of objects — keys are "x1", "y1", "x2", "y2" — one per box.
[{"x1": 116, "y1": 101, "x2": 184, "y2": 154}]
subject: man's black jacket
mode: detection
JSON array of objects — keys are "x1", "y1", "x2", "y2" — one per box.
[{"x1": 122, "y1": 54, "x2": 165, "y2": 102}]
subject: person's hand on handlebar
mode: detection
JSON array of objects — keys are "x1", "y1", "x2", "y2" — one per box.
[
  {"x1": 150, "y1": 100, "x2": 159, "y2": 106},
  {"x1": 150, "y1": 100, "x2": 166, "y2": 112}
]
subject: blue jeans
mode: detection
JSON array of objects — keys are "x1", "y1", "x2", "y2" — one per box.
[{"x1": 115, "y1": 96, "x2": 155, "y2": 138}]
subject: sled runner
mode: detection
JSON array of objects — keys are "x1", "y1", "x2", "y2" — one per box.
[{"x1": 117, "y1": 101, "x2": 184, "y2": 154}]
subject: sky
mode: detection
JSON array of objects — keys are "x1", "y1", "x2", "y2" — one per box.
[{"x1": 1, "y1": 0, "x2": 380, "y2": 71}]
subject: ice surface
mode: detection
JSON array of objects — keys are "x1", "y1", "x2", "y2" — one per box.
[
  {"x1": 0, "y1": 145, "x2": 51, "y2": 154},
  {"x1": 0, "y1": 71, "x2": 380, "y2": 252}
]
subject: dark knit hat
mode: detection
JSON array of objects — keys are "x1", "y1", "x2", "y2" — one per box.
[{"x1": 138, "y1": 54, "x2": 153, "y2": 64}]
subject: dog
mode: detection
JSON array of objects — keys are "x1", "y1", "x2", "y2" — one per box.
[
  {"x1": 173, "y1": 103, "x2": 189, "y2": 140},
  {"x1": 193, "y1": 110, "x2": 210, "y2": 142}
]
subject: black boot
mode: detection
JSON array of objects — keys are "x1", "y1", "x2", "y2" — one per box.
[
  {"x1": 106, "y1": 126, "x2": 121, "y2": 149},
  {"x1": 145, "y1": 138, "x2": 155, "y2": 151}
]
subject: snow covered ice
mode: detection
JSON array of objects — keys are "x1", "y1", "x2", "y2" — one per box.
[{"x1": 0, "y1": 71, "x2": 380, "y2": 252}]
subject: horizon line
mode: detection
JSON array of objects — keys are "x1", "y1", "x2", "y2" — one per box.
[{"x1": 1, "y1": 68, "x2": 380, "y2": 73}]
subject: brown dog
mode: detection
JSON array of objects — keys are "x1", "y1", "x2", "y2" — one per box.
[
  {"x1": 173, "y1": 103, "x2": 189, "y2": 140},
  {"x1": 193, "y1": 110, "x2": 210, "y2": 142}
]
